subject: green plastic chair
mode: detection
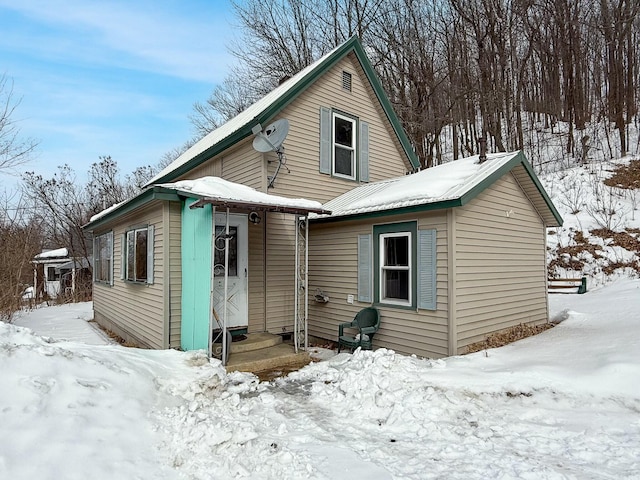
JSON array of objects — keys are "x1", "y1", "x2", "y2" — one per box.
[{"x1": 337, "y1": 307, "x2": 380, "y2": 353}]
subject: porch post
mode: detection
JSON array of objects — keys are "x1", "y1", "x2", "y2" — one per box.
[
  {"x1": 221, "y1": 207, "x2": 230, "y2": 365},
  {"x1": 209, "y1": 206, "x2": 216, "y2": 359},
  {"x1": 294, "y1": 215, "x2": 309, "y2": 353},
  {"x1": 304, "y1": 215, "x2": 309, "y2": 350},
  {"x1": 294, "y1": 215, "x2": 299, "y2": 353}
]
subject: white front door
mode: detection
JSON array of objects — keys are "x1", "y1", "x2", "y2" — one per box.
[{"x1": 212, "y1": 213, "x2": 248, "y2": 329}]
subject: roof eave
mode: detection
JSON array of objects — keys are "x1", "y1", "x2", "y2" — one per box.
[
  {"x1": 310, "y1": 198, "x2": 463, "y2": 224},
  {"x1": 82, "y1": 187, "x2": 181, "y2": 232},
  {"x1": 189, "y1": 196, "x2": 331, "y2": 216}
]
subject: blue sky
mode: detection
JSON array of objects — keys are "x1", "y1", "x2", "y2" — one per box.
[{"x1": 0, "y1": 0, "x2": 236, "y2": 194}]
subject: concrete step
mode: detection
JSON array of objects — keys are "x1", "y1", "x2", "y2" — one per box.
[
  {"x1": 230, "y1": 332, "x2": 282, "y2": 354},
  {"x1": 225, "y1": 342, "x2": 310, "y2": 374}
]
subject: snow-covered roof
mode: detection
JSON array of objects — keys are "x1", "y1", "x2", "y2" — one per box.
[
  {"x1": 159, "y1": 177, "x2": 328, "y2": 214},
  {"x1": 89, "y1": 200, "x2": 126, "y2": 223},
  {"x1": 146, "y1": 46, "x2": 344, "y2": 187},
  {"x1": 34, "y1": 248, "x2": 69, "y2": 259},
  {"x1": 146, "y1": 37, "x2": 419, "y2": 187},
  {"x1": 315, "y1": 151, "x2": 561, "y2": 227}
]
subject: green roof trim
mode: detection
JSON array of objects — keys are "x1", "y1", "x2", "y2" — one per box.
[
  {"x1": 152, "y1": 36, "x2": 419, "y2": 185},
  {"x1": 311, "y1": 151, "x2": 563, "y2": 226},
  {"x1": 83, "y1": 187, "x2": 181, "y2": 232}
]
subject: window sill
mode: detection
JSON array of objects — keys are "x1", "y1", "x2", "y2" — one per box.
[
  {"x1": 374, "y1": 301, "x2": 415, "y2": 311},
  {"x1": 332, "y1": 173, "x2": 357, "y2": 182}
]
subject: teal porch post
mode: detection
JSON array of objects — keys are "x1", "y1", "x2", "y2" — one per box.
[{"x1": 181, "y1": 198, "x2": 212, "y2": 351}]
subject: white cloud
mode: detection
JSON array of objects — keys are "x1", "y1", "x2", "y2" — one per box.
[{"x1": 0, "y1": 0, "x2": 236, "y2": 83}]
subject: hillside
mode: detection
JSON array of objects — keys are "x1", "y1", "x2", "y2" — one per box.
[{"x1": 543, "y1": 155, "x2": 640, "y2": 289}]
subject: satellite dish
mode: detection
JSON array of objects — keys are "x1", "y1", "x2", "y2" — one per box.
[{"x1": 252, "y1": 119, "x2": 290, "y2": 153}]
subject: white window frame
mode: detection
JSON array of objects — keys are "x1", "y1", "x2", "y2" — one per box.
[
  {"x1": 379, "y1": 231, "x2": 412, "y2": 306},
  {"x1": 332, "y1": 111, "x2": 357, "y2": 180},
  {"x1": 124, "y1": 227, "x2": 149, "y2": 283},
  {"x1": 94, "y1": 231, "x2": 113, "y2": 284}
]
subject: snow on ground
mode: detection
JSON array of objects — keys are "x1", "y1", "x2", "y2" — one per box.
[
  {"x1": 2, "y1": 283, "x2": 640, "y2": 479},
  {"x1": 12, "y1": 303, "x2": 111, "y2": 345}
]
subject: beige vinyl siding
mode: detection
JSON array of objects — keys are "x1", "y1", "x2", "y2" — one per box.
[
  {"x1": 454, "y1": 173, "x2": 547, "y2": 352},
  {"x1": 308, "y1": 211, "x2": 450, "y2": 359},
  {"x1": 186, "y1": 156, "x2": 222, "y2": 179},
  {"x1": 264, "y1": 212, "x2": 296, "y2": 333},
  {"x1": 252, "y1": 54, "x2": 417, "y2": 335},
  {"x1": 168, "y1": 201, "x2": 182, "y2": 348},
  {"x1": 265, "y1": 54, "x2": 410, "y2": 203},
  {"x1": 248, "y1": 219, "x2": 266, "y2": 332},
  {"x1": 176, "y1": 141, "x2": 265, "y2": 191},
  {"x1": 92, "y1": 201, "x2": 168, "y2": 348}
]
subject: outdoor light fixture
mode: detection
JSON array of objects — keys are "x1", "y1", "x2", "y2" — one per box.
[{"x1": 249, "y1": 211, "x2": 261, "y2": 224}]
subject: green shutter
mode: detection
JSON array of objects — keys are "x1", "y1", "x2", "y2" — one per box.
[
  {"x1": 120, "y1": 233, "x2": 126, "y2": 280},
  {"x1": 359, "y1": 121, "x2": 369, "y2": 182},
  {"x1": 92, "y1": 236, "x2": 97, "y2": 283},
  {"x1": 358, "y1": 233, "x2": 372, "y2": 302},
  {"x1": 319, "y1": 106, "x2": 331, "y2": 174},
  {"x1": 108, "y1": 231, "x2": 114, "y2": 286},
  {"x1": 417, "y1": 229, "x2": 437, "y2": 310},
  {"x1": 147, "y1": 224, "x2": 154, "y2": 285}
]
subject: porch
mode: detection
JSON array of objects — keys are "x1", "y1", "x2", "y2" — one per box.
[{"x1": 224, "y1": 332, "x2": 311, "y2": 378}]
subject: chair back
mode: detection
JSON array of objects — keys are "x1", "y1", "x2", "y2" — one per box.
[{"x1": 354, "y1": 307, "x2": 380, "y2": 330}]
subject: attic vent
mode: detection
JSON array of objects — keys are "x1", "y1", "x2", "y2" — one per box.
[{"x1": 342, "y1": 71, "x2": 352, "y2": 92}]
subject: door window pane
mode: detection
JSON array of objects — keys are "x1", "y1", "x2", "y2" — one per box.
[{"x1": 214, "y1": 226, "x2": 238, "y2": 277}]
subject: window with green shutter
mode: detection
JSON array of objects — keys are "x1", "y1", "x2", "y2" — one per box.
[
  {"x1": 319, "y1": 106, "x2": 369, "y2": 182},
  {"x1": 359, "y1": 222, "x2": 437, "y2": 311}
]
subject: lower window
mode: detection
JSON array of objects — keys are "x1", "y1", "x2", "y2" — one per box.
[
  {"x1": 123, "y1": 226, "x2": 153, "y2": 283},
  {"x1": 380, "y1": 232, "x2": 411, "y2": 304},
  {"x1": 94, "y1": 231, "x2": 113, "y2": 284},
  {"x1": 374, "y1": 221, "x2": 417, "y2": 308}
]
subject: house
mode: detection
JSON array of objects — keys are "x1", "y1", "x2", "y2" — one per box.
[
  {"x1": 83, "y1": 36, "x2": 418, "y2": 354},
  {"x1": 307, "y1": 151, "x2": 562, "y2": 358},
  {"x1": 32, "y1": 248, "x2": 93, "y2": 301},
  {"x1": 83, "y1": 36, "x2": 562, "y2": 361}
]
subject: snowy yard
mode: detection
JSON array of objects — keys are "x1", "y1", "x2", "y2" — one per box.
[{"x1": 1, "y1": 280, "x2": 639, "y2": 479}]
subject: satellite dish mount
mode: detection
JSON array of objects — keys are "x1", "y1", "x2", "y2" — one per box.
[{"x1": 252, "y1": 119, "x2": 290, "y2": 188}]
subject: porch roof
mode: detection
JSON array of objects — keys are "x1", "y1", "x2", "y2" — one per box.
[{"x1": 160, "y1": 176, "x2": 331, "y2": 215}]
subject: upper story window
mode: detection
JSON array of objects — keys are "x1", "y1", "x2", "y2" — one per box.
[
  {"x1": 319, "y1": 106, "x2": 369, "y2": 182},
  {"x1": 333, "y1": 112, "x2": 356, "y2": 180},
  {"x1": 94, "y1": 231, "x2": 113, "y2": 285}
]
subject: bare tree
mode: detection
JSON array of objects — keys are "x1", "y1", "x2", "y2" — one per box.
[
  {"x1": 0, "y1": 74, "x2": 38, "y2": 173},
  {"x1": 0, "y1": 191, "x2": 43, "y2": 321}
]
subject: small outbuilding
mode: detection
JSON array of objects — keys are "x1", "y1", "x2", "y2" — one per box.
[{"x1": 32, "y1": 248, "x2": 92, "y2": 301}]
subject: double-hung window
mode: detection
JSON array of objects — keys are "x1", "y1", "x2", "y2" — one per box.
[
  {"x1": 122, "y1": 225, "x2": 154, "y2": 284},
  {"x1": 94, "y1": 231, "x2": 113, "y2": 284},
  {"x1": 358, "y1": 222, "x2": 437, "y2": 310},
  {"x1": 319, "y1": 106, "x2": 369, "y2": 182},
  {"x1": 332, "y1": 112, "x2": 356, "y2": 179},
  {"x1": 380, "y1": 231, "x2": 412, "y2": 305}
]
